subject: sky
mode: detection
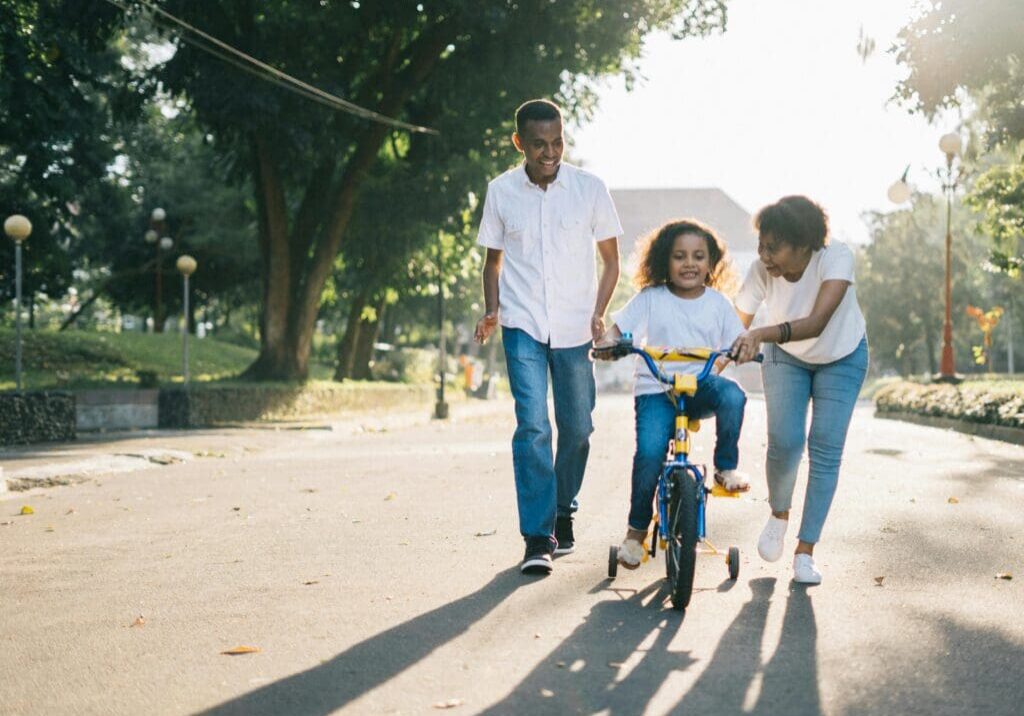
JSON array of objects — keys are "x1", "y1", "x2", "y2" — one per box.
[{"x1": 569, "y1": 0, "x2": 961, "y2": 245}]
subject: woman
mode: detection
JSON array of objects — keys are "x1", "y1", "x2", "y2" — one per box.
[{"x1": 731, "y1": 195, "x2": 868, "y2": 585}]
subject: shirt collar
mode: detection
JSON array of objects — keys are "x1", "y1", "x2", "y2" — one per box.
[{"x1": 518, "y1": 161, "x2": 569, "y2": 190}]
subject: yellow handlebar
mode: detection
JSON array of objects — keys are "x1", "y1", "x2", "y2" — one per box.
[{"x1": 642, "y1": 347, "x2": 715, "y2": 362}]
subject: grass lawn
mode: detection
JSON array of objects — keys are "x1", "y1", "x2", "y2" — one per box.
[{"x1": 0, "y1": 328, "x2": 334, "y2": 390}]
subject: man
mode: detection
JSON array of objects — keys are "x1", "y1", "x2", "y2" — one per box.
[{"x1": 474, "y1": 99, "x2": 622, "y2": 575}]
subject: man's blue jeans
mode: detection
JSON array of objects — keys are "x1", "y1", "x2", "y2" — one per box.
[
  {"x1": 628, "y1": 375, "x2": 747, "y2": 531},
  {"x1": 502, "y1": 327, "x2": 595, "y2": 544},
  {"x1": 762, "y1": 337, "x2": 868, "y2": 544}
]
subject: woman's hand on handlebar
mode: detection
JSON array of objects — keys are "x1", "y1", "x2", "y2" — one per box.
[{"x1": 730, "y1": 329, "x2": 763, "y2": 365}]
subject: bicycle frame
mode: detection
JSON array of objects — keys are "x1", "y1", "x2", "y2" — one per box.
[{"x1": 628, "y1": 344, "x2": 722, "y2": 547}]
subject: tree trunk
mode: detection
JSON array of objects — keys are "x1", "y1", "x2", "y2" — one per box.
[
  {"x1": 923, "y1": 320, "x2": 938, "y2": 376},
  {"x1": 241, "y1": 24, "x2": 454, "y2": 382},
  {"x1": 351, "y1": 300, "x2": 385, "y2": 381},
  {"x1": 333, "y1": 293, "x2": 367, "y2": 381}
]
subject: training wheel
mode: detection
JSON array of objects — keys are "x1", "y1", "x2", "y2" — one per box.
[
  {"x1": 727, "y1": 546, "x2": 740, "y2": 580},
  {"x1": 608, "y1": 545, "x2": 619, "y2": 579}
]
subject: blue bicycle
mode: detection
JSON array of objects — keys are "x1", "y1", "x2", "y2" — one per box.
[{"x1": 593, "y1": 332, "x2": 761, "y2": 610}]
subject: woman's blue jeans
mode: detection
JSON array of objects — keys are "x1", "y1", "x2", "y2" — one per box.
[
  {"x1": 502, "y1": 327, "x2": 595, "y2": 543},
  {"x1": 628, "y1": 375, "x2": 747, "y2": 531},
  {"x1": 762, "y1": 337, "x2": 868, "y2": 544}
]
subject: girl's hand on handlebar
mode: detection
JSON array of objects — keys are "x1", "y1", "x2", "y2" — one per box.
[{"x1": 730, "y1": 330, "x2": 762, "y2": 365}]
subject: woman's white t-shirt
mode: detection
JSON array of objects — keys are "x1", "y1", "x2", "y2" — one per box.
[
  {"x1": 734, "y1": 241, "x2": 866, "y2": 364},
  {"x1": 611, "y1": 285, "x2": 745, "y2": 396}
]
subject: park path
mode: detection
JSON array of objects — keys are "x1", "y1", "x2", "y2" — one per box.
[{"x1": 1, "y1": 394, "x2": 1022, "y2": 715}]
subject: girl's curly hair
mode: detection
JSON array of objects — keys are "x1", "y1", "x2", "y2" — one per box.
[{"x1": 633, "y1": 219, "x2": 737, "y2": 295}]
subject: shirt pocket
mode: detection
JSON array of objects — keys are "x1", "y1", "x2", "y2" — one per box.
[
  {"x1": 502, "y1": 216, "x2": 535, "y2": 258},
  {"x1": 559, "y1": 210, "x2": 590, "y2": 257}
]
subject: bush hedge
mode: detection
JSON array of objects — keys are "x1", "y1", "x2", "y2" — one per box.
[
  {"x1": 0, "y1": 391, "x2": 76, "y2": 445},
  {"x1": 874, "y1": 380, "x2": 1024, "y2": 428}
]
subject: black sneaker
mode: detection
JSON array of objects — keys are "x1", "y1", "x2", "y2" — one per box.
[
  {"x1": 554, "y1": 515, "x2": 575, "y2": 555},
  {"x1": 521, "y1": 536, "x2": 554, "y2": 575}
]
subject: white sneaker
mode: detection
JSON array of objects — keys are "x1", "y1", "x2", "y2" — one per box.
[
  {"x1": 714, "y1": 469, "x2": 751, "y2": 492},
  {"x1": 618, "y1": 538, "x2": 645, "y2": 569},
  {"x1": 757, "y1": 516, "x2": 788, "y2": 562},
  {"x1": 793, "y1": 553, "x2": 822, "y2": 584}
]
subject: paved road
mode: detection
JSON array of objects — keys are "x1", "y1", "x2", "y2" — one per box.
[{"x1": 2, "y1": 395, "x2": 1022, "y2": 715}]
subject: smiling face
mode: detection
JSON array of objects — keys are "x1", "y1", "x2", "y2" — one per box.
[
  {"x1": 758, "y1": 232, "x2": 812, "y2": 280},
  {"x1": 512, "y1": 118, "x2": 564, "y2": 186},
  {"x1": 667, "y1": 232, "x2": 712, "y2": 298}
]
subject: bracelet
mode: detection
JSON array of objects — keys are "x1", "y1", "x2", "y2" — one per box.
[{"x1": 778, "y1": 321, "x2": 792, "y2": 344}]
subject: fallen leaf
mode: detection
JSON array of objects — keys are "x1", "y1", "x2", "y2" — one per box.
[
  {"x1": 947, "y1": 497, "x2": 960, "y2": 504},
  {"x1": 20, "y1": 506, "x2": 34, "y2": 516},
  {"x1": 232, "y1": 507, "x2": 241, "y2": 511},
  {"x1": 874, "y1": 576, "x2": 885, "y2": 586},
  {"x1": 303, "y1": 580, "x2": 319, "y2": 586},
  {"x1": 130, "y1": 615, "x2": 146, "y2": 628},
  {"x1": 221, "y1": 646, "x2": 260, "y2": 656},
  {"x1": 384, "y1": 492, "x2": 397, "y2": 501},
  {"x1": 540, "y1": 689, "x2": 555, "y2": 698},
  {"x1": 65, "y1": 508, "x2": 76, "y2": 515},
  {"x1": 301, "y1": 488, "x2": 317, "y2": 494},
  {"x1": 432, "y1": 698, "x2": 464, "y2": 709},
  {"x1": 608, "y1": 662, "x2": 624, "y2": 668},
  {"x1": 45, "y1": 525, "x2": 55, "y2": 533},
  {"x1": 474, "y1": 529, "x2": 497, "y2": 537},
  {"x1": 995, "y1": 573, "x2": 1013, "y2": 580},
  {"x1": 534, "y1": 633, "x2": 541, "y2": 639},
  {"x1": 556, "y1": 661, "x2": 566, "y2": 669}
]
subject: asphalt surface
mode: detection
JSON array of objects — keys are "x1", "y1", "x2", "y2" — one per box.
[{"x1": 1, "y1": 394, "x2": 1022, "y2": 715}]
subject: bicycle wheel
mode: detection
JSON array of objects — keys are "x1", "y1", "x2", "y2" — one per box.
[{"x1": 665, "y1": 468, "x2": 699, "y2": 611}]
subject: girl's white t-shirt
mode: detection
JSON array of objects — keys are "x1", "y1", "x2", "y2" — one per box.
[
  {"x1": 734, "y1": 241, "x2": 866, "y2": 364},
  {"x1": 611, "y1": 285, "x2": 745, "y2": 396}
]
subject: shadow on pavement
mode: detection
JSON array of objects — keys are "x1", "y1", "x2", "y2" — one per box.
[
  {"x1": 195, "y1": 567, "x2": 526, "y2": 716},
  {"x1": 479, "y1": 581, "x2": 691, "y2": 715}
]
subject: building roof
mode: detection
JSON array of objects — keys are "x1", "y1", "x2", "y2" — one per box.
[{"x1": 610, "y1": 188, "x2": 758, "y2": 266}]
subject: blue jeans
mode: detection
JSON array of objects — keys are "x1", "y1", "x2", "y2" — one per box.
[
  {"x1": 502, "y1": 327, "x2": 595, "y2": 544},
  {"x1": 762, "y1": 337, "x2": 868, "y2": 544},
  {"x1": 628, "y1": 375, "x2": 747, "y2": 531}
]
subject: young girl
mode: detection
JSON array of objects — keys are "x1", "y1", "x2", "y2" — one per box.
[{"x1": 597, "y1": 219, "x2": 749, "y2": 569}]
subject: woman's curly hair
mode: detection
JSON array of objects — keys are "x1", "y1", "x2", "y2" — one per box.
[
  {"x1": 754, "y1": 195, "x2": 829, "y2": 251},
  {"x1": 633, "y1": 219, "x2": 737, "y2": 295}
]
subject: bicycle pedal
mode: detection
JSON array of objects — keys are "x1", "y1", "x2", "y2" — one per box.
[{"x1": 710, "y1": 484, "x2": 741, "y2": 498}]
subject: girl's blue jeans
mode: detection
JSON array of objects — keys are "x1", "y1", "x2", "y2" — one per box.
[
  {"x1": 762, "y1": 337, "x2": 868, "y2": 544},
  {"x1": 628, "y1": 375, "x2": 747, "y2": 531},
  {"x1": 502, "y1": 327, "x2": 595, "y2": 543}
]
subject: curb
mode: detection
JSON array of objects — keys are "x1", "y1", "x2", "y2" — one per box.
[{"x1": 875, "y1": 410, "x2": 1024, "y2": 447}]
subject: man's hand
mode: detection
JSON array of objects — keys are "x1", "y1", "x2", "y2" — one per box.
[
  {"x1": 591, "y1": 313, "x2": 606, "y2": 343},
  {"x1": 474, "y1": 312, "x2": 500, "y2": 344}
]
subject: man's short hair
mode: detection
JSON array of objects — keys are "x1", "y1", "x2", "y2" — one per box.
[{"x1": 515, "y1": 99, "x2": 562, "y2": 135}]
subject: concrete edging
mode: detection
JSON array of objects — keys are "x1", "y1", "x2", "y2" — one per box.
[{"x1": 875, "y1": 410, "x2": 1024, "y2": 447}]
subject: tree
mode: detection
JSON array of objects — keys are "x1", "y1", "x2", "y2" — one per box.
[
  {"x1": 859, "y1": 194, "x2": 1007, "y2": 376},
  {"x1": 153, "y1": 1, "x2": 728, "y2": 380},
  {"x1": 0, "y1": 0, "x2": 140, "y2": 314},
  {"x1": 71, "y1": 104, "x2": 260, "y2": 331},
  {"x1": 895, "y1": 0, "x2": 1024, "y2": 145}
]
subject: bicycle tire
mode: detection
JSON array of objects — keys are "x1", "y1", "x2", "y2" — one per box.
[{"x1": 666, "y1": 468, "x2": 699, "y2": 610}]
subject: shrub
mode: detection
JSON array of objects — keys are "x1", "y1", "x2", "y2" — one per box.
[{"x1": 875, "y1": 380, "x2": 1024, "y2": 428}]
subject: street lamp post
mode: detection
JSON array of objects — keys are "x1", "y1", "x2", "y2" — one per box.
[
  {"x1": 887, "y1": 134, "x2": 964, "y2": 382},
  {"x1": 937, "y1": 132, "x2": 963, "y2": 383},
  {"x1": 4, "y1": 215, "x2": 32, "y2": 391},
  {"x1": 434, "y1": 233, "x2": 449, "y2": 420},
  {"x1": 146, "y1": 208, "x2": 173, "y2": 333},
  {"x1": 176, "y1": 255, "x2": 197, "y2": 385}
]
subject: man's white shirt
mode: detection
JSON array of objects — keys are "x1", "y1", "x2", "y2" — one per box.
[{"x1": 477, "y1": 162, "x2": 623, "y2": 348}]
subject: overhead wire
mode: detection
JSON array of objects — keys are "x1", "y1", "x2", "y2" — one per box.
[{"x1": 101, "y1": 0, "x2": 438, "y2": 135}]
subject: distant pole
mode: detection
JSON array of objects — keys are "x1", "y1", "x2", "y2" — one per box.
[
  {"x1": 176, "y1": 255, "x2": 197, "y2": 385},
  {"x1": 5, "y1": 215, "x2": 32, "y2": 391},
  {"x1": 434, "y1": 233, "x2": 449, "y2": 419},
  {"x1": 937, "y1": 132, "x2": 962, "y2": 383}
]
